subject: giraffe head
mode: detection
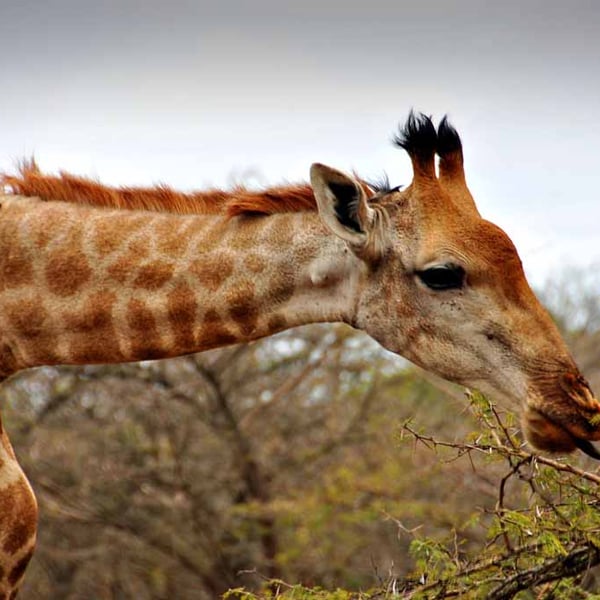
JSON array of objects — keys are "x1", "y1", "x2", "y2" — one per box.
[{"x1": 310, "y1": 112, "x2": 600, "y2": 459}]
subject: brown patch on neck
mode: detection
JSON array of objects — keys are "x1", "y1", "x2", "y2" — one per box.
[{"x1": 2, "y1": 159, "x2": 320, "y2": 217}]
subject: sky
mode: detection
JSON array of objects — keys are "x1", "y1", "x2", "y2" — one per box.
[{"x1": 0, "y1": 0, "x2": 599, "y2": 287}]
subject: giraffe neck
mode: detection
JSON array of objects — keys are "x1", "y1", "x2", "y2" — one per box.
[{"x1": 0, "y1": 196, "x2": 359, "y2": 372}]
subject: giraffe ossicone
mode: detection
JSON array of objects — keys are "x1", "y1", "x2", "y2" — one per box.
[{"x1": 0, "y1": 111, "x2": 598, "y2": 596}]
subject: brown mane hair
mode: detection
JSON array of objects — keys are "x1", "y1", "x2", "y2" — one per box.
[{"x1": 0, "y1": 159, "x2": 322, "y2": 217}]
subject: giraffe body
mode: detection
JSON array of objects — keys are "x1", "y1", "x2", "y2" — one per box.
[{"x1": 0, "y1": 113, "x2": 598, "y2": 595}]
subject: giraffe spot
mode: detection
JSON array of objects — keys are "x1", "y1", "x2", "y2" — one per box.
[
  {"x1": 68, "y1": 336, "x2": 123, "y2": 364},
  {"x1": 267, "y1": 314, "x2": 288, "y2": 333},
  {"x1": 202, "y1": 310, "x2": 237, "y2": 347},
  {"x1": 133, "y1": 261, "x2": 175, "y2": 290},
  {"x1": 189, "y1": 254, "x2": 234, "y2": 292},
  {"x1": 7, "y1": 300, "x2": 49, "y2": 340},
  {"x1": 127, "y1": 236, "x2": 151, "y2": 261},
  {"x1": 226, "y1": 281, "x2": 258, "y2": 337},
  {"x1": 155, "y1": 218, "x2": 191, "y2": 257},
  {"x1": 45, "y1": 225, "x2": 92, "y2": 297},
  {"x1": 0, "y1": 344, "x2": 19, "y2": 378},
  {"x1": 102, "y1": 229, "x2": 151, "y2": 282},
  {"x1": 106, "y1": 255, "x2": 132, "y2": 284},
  {"x1": 181, "y1": 219, "x2": 207, "y2": 240},
  {"x1": 270, "y1": 281, "x2": 294, "y2": 305},
  {"x1": 227, "y1": 218, "x2": 264, "y2": 250},
  {"x1": 0, "y1": 480, "x2": 38, "y2": 556},
  {"x1": 91, "y1": 214, "x2": 146, "y2": 255},
  {"x1": 91, "y1": 217, "x2": 119, "y2": 254},
  {"x1": 64, "y1": 292, "x2": 124, "y2": 363},
  {"x1": 167, "y1": 282, "x2": 198, "y2": 350},
  {"x1": 195, "y1": 221, "x2": 228, "y2": 252},
  {"x1": 137, "y1": 346, "x2": 171, "y2": 361},
  {"x1": 30, "y1": 206, "x2": 64, "y2": 250},
  {"x1": 203, "y1": 309, "x2": 220, "y2": 324},
  {"x1": 5, "y1": 299, "x2": 58, "y2": 366},
  {"x1": 126, "y1": 298, "x2": 166, "y2": 360},
  {"x1": 45, "y1": 251, "x2": 92, "y2": 297},
  {"x1": 244, "y1": 254, "x2": 266, "y2": 273},
  {"x1": 0, "y1": 240, "x2": 33, "y2": 291},
  {"x1": 127, "y1": 298, "x2": 157, "y2": 332},
  {"x1": 63, "y1": 292, "x2": 117, "y2": 333},
  {"x1": 269, "y1": 263, "x2": 297, "y2": 305},
  {"x1": 8, "y1": 548, "x2": 34, "y2": 587},
  {"x1": 264, "y1": 215, "x2": 294, "y2": 246}
]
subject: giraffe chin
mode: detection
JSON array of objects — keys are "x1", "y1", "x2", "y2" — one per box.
[{"x1": 522, "y1": 407, "x2": 600, "y2": 460}]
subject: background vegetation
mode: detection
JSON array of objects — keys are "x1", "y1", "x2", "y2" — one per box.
[{"x1": 4, "y1": 269, "x2": 599, "y2": 599}]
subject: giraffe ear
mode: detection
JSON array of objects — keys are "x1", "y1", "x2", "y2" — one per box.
[{"x1": 310, "y1": 163, "x2": 374, "y2": 249}]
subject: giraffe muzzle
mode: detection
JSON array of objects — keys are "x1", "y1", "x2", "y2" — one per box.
[{"x1": 524, "y1": 372, "x2": 600, "y2": 459}]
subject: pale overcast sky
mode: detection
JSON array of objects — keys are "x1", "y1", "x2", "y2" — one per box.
[{"x1": 1, "y1": 0, "x2": 598, "y2": 286}]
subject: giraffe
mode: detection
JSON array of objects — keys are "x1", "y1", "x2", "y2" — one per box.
[{"x1": 0, "y1": 112, "x2": 598, "y2": 596}]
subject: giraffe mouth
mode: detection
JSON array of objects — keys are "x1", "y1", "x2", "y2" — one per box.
[{"x1": 522, "y1": 371, "x2": 600, "y2": 460}]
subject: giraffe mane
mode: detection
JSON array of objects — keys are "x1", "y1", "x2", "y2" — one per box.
[{"x1": 0, "y1": 159, "x2": 321, "y2": 217}]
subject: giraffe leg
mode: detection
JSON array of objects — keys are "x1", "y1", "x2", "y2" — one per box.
[{"x1": 0, "y1": 413, "x2": 37, "y2": 599}]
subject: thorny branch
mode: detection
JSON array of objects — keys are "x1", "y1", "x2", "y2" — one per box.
[
  {"x1": 401, "y1": 421, "x2": 600, "y2": 486},
  {"x1": 486, "y1": 545, "x2": 600, "y2": 600}
]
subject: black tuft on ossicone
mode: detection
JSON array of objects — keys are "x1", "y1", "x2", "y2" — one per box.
[
  {"x1": 366, "y1": 173, "x2": 403, "y2": 196},
  {"x1": 367, "y1": 172, "x2": 391, "y2": 193},
  {"x1": 437, "y1": 116, "x2": 462, "y2": 157},
  {"x1": 393, "y1": 111, "x2": 437, "y2": 163}
]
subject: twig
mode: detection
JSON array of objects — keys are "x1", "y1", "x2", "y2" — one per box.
[
  {"x1": 401, "y1": 422, "x2": 600, "y2": 485},
  {"x1": 486, "y1": 544, "x2": 600, "y2": 600}
]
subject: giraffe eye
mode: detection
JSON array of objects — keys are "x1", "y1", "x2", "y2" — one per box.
[{"x1": 417, "y1": 264, "x2": 465, "y2": 291}]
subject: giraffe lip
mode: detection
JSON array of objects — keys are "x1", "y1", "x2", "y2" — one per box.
[{"x1": 573, "y1": 437, "x2": 600, "y2": 460}]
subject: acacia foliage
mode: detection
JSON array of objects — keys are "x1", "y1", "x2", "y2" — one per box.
[{"x1": 225, "y1": 393, "x2": 600, "y2": 599}]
